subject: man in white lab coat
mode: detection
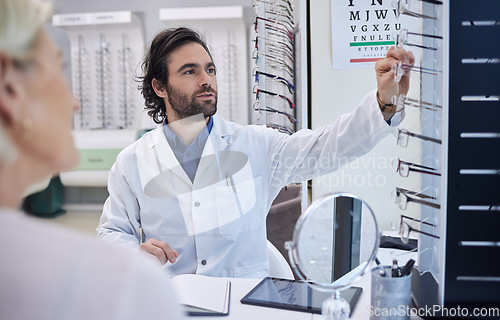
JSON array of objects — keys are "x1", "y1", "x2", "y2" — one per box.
[{"x1": 97, "y1": 27, "x2": 414, "y2": 278}]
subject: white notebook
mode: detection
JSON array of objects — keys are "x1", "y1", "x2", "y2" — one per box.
[{"x1": 171, "y1": 274, "x2": 231, "y2": 316}]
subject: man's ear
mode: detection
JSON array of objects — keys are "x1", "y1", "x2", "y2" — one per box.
[
  {"x1": 0, "y1": 52, "x2": 24, "y2": 126},
  {"x1": 152, "y1": 78, "x2": 167, "y2": 98}
]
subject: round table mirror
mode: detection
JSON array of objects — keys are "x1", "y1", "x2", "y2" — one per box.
[{"x1": 285, "y1": 193, "x2": 379, "y2": 320}]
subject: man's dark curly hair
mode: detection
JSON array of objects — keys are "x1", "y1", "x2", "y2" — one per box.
[{"x1": 138, "y1": 27, "x2": 213, "y2": 124}]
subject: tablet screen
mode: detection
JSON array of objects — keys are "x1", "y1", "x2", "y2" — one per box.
[{"x1": 240, "y1": 277, "x2": 362, "y2": 315}]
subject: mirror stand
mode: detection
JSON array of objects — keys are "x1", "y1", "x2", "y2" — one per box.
[
  {"x1": 286, "y1": 192, "x2": 379, "y2": 319},
  {"x1": 321, "y1": 290, "x2": 350, "y2": 320}
]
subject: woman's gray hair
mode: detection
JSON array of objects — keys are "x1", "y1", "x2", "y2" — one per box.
[
  {"x1": 0, "y1": 0, "x2": 53, "y2": 59},
  {"x1": 0, "y1": 0, "x2": 53, "y2": 164}
]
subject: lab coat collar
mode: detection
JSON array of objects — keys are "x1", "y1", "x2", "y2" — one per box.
[
  {"x1": 148, "y1": 113, "x2": 235, "y2": 186},
  {"x1": 194, "y1": 114, "x2": 233, "y2": 181},
  {"x1": 149, "y1": 126, "x2": 191, "y2": 185},
  {"x1": 207, "y1": 113, "x2": 234, "y2": 150}
]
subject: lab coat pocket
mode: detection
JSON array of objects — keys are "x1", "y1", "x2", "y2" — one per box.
[{"x1": 215, "y1": 176, "x2": 262, "y2": 240}]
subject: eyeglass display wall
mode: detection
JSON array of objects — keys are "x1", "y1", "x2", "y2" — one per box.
[
  {"x1": 304, "y1": 0, "x2": 498, "y2": 314},
  {"x1": 53, "y1": 11, "x2": 147, "y2": 131},
  {"x1": 251, "y1": 0, "x2": 298, "y2": 135},
  {"x1": 160, "y1": 6, "x2": 250, "y2": 126},
  {"x1": 409, "y1": 0, "x2": 500, "y2": 315},
  {"x1": 53, "y1": 11, "x2": 150, "y2": 187}
]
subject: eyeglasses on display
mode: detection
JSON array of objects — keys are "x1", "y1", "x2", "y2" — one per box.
[
  {"x1": 393, "y1": 128, "x2": 442, "y2": 147},
  {"x1": 392, "y1": 187, "x2": 441, "y2": 210},
  {"x1": 399, "y1": 214, "x2": 440, "y2": 244},
  {"x1": 392, "y1": 158, "x2": 441, "y2": 177},
  {"x1": 392, "y1": 94, "x2": 442, "y2": 112}
]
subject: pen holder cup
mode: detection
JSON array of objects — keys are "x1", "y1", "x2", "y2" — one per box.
[{"x1": 370, "y1": 266, "x2": 412, "y2": 320}]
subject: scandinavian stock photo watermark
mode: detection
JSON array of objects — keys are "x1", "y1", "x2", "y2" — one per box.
[
  {"x1": 367, "y1": 304, "x2": 500, "y2": 318},
  {"x1": 273, "y1": 154, "x2": 395, "y2": 189}
]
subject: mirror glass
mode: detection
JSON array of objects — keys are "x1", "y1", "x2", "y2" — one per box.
[{"x1": 286, "y1": 192, "x2": 379, "y2": 291}]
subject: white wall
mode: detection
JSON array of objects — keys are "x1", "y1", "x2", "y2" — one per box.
[{"x1": 308, "y1": 1, "x2": 422, "y2": 231}]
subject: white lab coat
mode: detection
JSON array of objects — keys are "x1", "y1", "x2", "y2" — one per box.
[{"x1": 97, "y1": 90, "x2": 399, "y2": 278}]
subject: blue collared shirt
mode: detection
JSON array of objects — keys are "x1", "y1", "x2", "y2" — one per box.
[{"x1": 163, "y1": 117, "x2": 213, "y2": 182}]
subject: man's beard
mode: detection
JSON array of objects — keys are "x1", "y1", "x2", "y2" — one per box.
[{"x1": 166, "y1": 84, "x2": 217, "y2": 120}]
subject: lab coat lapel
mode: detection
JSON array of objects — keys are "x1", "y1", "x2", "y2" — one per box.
[
  {"x1": 194, "y1": 115, "x2": 232, "y2": 186},
  {"x1": 150, "y1": 125, "x2": 192, "y2": 186}
]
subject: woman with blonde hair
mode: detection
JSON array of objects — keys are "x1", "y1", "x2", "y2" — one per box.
[{"x1": 0, "y1": 0, "x2": 185, "y2": 318}]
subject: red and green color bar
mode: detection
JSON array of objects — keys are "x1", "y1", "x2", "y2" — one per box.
[{"x1": 349, "y1": 40, "x2": 395, "y2": 63}]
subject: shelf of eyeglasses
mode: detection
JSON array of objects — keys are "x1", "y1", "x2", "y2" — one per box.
[
  {"x1": 392, "y1": 0, "x2": 443, "y2": 21},
  {"x1": 392, "y1": 158, "x2": 441, "y2": 177},
  {"x1": 254, "y1": 87, "x2": 295, "y2": 109},
  {"x1": 253, "y1": 69, "x2": 294, "y2": 94},
  {"x1": 253, "y1": 101, "x2": 298, "y2": 124},
  {"x1": 393, "y1": 128, "x2": 441, "y2": 148},
  {"x1": 252, "y1": 50, "x2": 294, "y2": 79},
  {"x1": 392, "y1": 61, "x2": 441, "y2": 84},
  {"x1": 392, "y1": 94, "x2": 442, "y2": 112},
  {"x1": 266, "y1": 123, "x2": 294, "y2": 135},
  {"x1": 393, "y1": 28, "x2": 443, "y2": 51},
  {"x1": 392, "y1": 187, "x2": 440, "y2": 211},
  {"x1": 394, "y1": 213, "x2": 440, "y2": 246},
  {"x1": 253, "y1": 0, "x2": 294, "y2": 19},
  {"x1": 253, "y1": 1, "x2": 295, "y2": 39}
]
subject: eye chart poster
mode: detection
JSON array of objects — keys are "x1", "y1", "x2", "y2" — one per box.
[{"x1": 331, "y1": 0, "x2": 419, "y2": 70}]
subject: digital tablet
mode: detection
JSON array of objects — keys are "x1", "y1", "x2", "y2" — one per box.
[{"x1": 240, "y1": 277, "x2": 362, "y2": 315}]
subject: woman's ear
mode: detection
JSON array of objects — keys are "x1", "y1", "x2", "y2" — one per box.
[
  {"x1": 0, "y1": 52, "x2": 24, "y2": 126},
  {"x1": 152, "y1": 78, "x2": 168, "y2": 98}
]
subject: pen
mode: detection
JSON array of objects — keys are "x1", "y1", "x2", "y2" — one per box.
[
  {"x1": 392, "y1": 259, "x2": 401, "y2": 278},
  {"x1": 375, "y1": 257, "x2": 387, "y2": 277},
  {"x1": 400, "y1": 259, "x2": 415, "y2": 277},
  {"x1": 227, "y1": 173, "x2": 237, "y2": 194}
]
